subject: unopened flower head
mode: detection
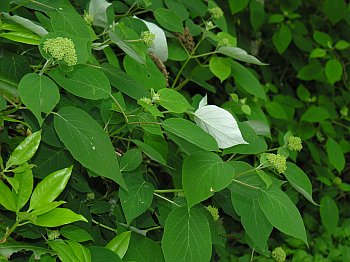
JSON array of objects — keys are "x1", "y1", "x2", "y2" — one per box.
[
  {"x1": 271, "y1": 247, "x2": 286, "y2": 262},
  {"x1": 267, "y1": 153, "x2": 287, "y2": 174},
  {"x1": 83, "y1": 10, "x2": 94, "y2": 25},
  {"x1": 218, "y1": 38, "x2": 230, "y2": 47},
  {"x1": 140, "y1": 97, "x2": 152, "y2": 104},
  {"x1": 141, "y1": 31, "x2": 155, "y2": 46},
  {"x1": 287, "y1": 136, "x2": 302, "y2": 151},
  {"x1": 43, "y1": 37, "x2": 77, "y2": 66},
  {"x1": 47, "y1": 230, "x2": 60, "y2": 240},
  {"x1": 209, "y1": 7, "x2": 224, "y2": 19},
  {"x1": 206, "y1": 205, "x2": 220, "y2": 221}
]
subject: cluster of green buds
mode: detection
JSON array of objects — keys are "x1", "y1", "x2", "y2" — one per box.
[
  {"x1": 271, "y1": 247, "x2": 286, "y2": 262},
  {"x1": 83, "y1": 10, "x2": 94, "y2": 25},
  {"x1": 266, "y1": 153, "x2": 287, "y2": 174},
  {"x1": 47, "y1": 229, "x2": 60, "y2": 240},
  {"x1": 218, "y1": 38, "x2": 230, "y2": 47},
  {"x1": 206, "y1": 205, "x2": 220, "y2": 222},
  {"x1": 140, "y1": 89, "x2": 160, "y2": 105},
  {"x1": 286, "y1": 136, "x2": 303, "y2": 151},
  {"x1": 209, "y1": 7, "x2": 224, "y2": 19},
  {"x1": 43, "y1": 37, "x2": 78, "y2": 66},
  {"x1": 141, "y1": 31, "x2": 155, "y2": 46}
]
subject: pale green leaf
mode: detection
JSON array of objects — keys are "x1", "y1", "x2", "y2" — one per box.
[{"x1": 106, "y1": 231, "x2": 131, "y2": 259}]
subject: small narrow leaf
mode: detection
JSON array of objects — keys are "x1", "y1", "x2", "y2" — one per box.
[
  {"x1": 14, "y1": 166, "x2": 34, "y2": 211},
  {"x1": 133, "y1": 140, "x2": 166, "y2": 165},
  {"x1": 326, "y1": 137, "x2": 345, "y2": 173},
  {"x1": 320, "y1": 196, "x2": 339, "y2": 234},
  {"x1": 218, "y1": 46, "x2": 266, "y2": 65}
]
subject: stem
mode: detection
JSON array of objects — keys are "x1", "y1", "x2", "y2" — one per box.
[
  {"x1": 190, "y1": 51, "x2": 217, "y2": 59},
  {"x1": 153, "y1": 193, "x2": 180, "y2": 207},
  {"x1": 118, "y1": 222, "x2": 147, "y2": 236},
  {"x1": 39, "y1": 59, "x2": 53, "y2": 76},
  {"x1": 92, "y1": 219, "x2": 116, "y2": 232},
  {"x1": 145, "y1": 226, "x2": 162, "y2": 232},
  {"x1": 232, "y1": 179, "x2": 259, "y2": 190},
  {"x1": 171, "y1": 58, "x2": 191, "y2": 89},
  {"x1": 0, "y1": 220, "x2": 20, "y2": 243},
  {"x1": 154, "y1": 189, "x2": 183, "y2": 193},
  {"x1": 110, "y1": 94, "x2": 129, "y2": 123},
  {"x1": 128, "y1": 121, "x2": 161, "y2": 125}
]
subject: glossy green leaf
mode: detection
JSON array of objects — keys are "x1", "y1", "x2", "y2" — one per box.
[
  {"x1": 0, "y1": 180, "x2": 17, "y2": 211},
  {"x1": 183, "y1": 151, "x2": 235, "y2": 208},
  {"x1": 325, "y1": 59, "x2": 342, "y2": 85},
  {"x1": 90, "y1": 246, "x2": 122, "y2": 262},
  {"x1": 101, "y1": 63, "x2": 148, "y2": 100},
  {"x1": 162, "y1": 118, "x2": 218, "y2": 151},
  {"x1": 54, "y1": 107, "x2": 125, "y2": 188},
  {"x1": 273, "y1": 24, "x2": 292, "y2": 54},
  {"x1": 301, "y1": 106, "x2": 330, "y2": 122},
  {"x1": 326, "y1": 138, "x2": 345, "y2": 173},
  {"x1": 29, "y1": 166, "x2": 73, "y2": 211},
  {"x1": 162, "y1": 206, "x2": 211, "y2": 262},
  {"x1": 284, "y1": 162, "x2": 317, "y2": 205},
  {"x1": 231, "y1": 61, "x2": 266, "y2": 100},
  {"x1": 7, "y1": 130, "x2": 42, "y2": 167},
  {"x1": 35, "y1": 208, "x2": 87, "y2": 227},
  {"x1": 18, "y1": 73, "x2": 59, "y2": 124},
  {"x1": 0, "y1": 31, "x2": 41, "y2": 45},
  {"x1": 158, "y1": 88, "x2": 191, "y2": 113},
  {"x1": 120, "y1": 149, "x2": 143, "y2": 172},
  {"x1": 30, "y1": 201, "x2": 66, "y2": 216},
  {"x1": 320, "y1": 195, "x2": 339, "y2": 233},
  {"x1": 218, "y1": 46, "x2": 266, "y2": 65},
  {"x1": 258, "y1": 185, "x2": 308, "y2": 245},
  {"x1": 133, "y1": 140, "x2": 166, "y2": 165},
  {"x1": 49, "y1": 66, "x2": 111, "y2": 100},
  {"x1": 310, "y1": 48, "x2": 326, "y2": 58},
  {"x1": 48, "y1": 239, "x2": 91, "y2": 262},
  {"x1": 60, "y1": 225, "x2": 94, "y2": 242},
  {"x1": 209, "y1": 56, "x2": 231, "y2": 82},
  {"x1": 14, "y1": 166, "x2": 33, "y2": 211},
  {"x1": 120, "y1": 174, "x2": 154, "y2": 224},
  {"x1": 154, "y1": 8, "x2": 183, "y2": 33},
  {"x1": 106, "y1": 231, "x2": 131, "y2": 259}
]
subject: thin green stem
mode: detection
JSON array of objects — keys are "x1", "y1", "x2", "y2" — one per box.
[
  {"x1": 153, "y1": 193, "x2": 180, "y2": 207},
  {"x1": 92, "y1": 219, "x2": 116, "y2": 232},
  {"x1": 190, "y1": 51, "x2": 218, "y2": 59},
  {"x1": 110, "y1": 94, "x2": 129, "y2": 123},
  {"x1": 171, "y1": 58, "x2": 191, "y2": 89},
  {"x1": 145, "y1": 226, "x2": 162, "y2": 232},
  {"x1": 128, "y1": 121, "x2": 161, "y2": 125},
  {"x1": 0, "y1": 220, "x2": 20, "y2": 243},
  {"x1": 232, "y1": 179, "x2": 259, "y2": 190},
  {"x1": 154, "y1": 189, "x2": 183, "y2": 193},
  {"x1": 39, "y1": 59, "x2": 53, "y2": 76}
]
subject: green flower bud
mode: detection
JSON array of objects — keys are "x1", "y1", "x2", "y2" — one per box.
[
  {"x1": 47, "y1": 230, "x2": 60, "y2": 240},
  {"x1": 43, "y1": 37, "x2": 78, "y2": 66},
  {"x1": 140, "y1": 97, "x2": 152, "y2": 104},
  {"x1": 287, "y1": 136, "x2": 303, "y2": 151},
  {"x1": 218, "y1": 38, "x2": 230, "y2": 47},
  {"x1": 267, "y1": 153, "x2": 287, "y2": 174},
  {"x1": 141, "y1": 31, "x2": 155, "y2": 46},
  {"x1": 209, "y1": 7, "x2": 224, "y2": 19},
  {"x1": 86, "y1": 192, "x2": 95, "y2": 200},
  {"x1": 83, "y1": 10, "x2": 94, "y2": 25},
  {"x1": 333, "y1": 177, "x2": 342, "y2": 185},
  {"x1": 206, "y1": 205, "x2": 220, "y2": 222},
  {"x1": 272, "y1": 247, "x2": 286, "y2": 262}
]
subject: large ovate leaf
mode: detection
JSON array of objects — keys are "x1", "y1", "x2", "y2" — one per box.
[
  {"x1": 54, "y1": 107, "x2": 125, "y2": 188},
  {"x1": 7, "y1": 130, "x2": 42, "y2": 167},
  {"x1": 326, "y1": 137, "x2": 345, "y2": 173},
  {"x1": 301, "y1": 106, "x2": 330, "y2": 122},
  {"x1": 48, "y1": 239, "x2": 91, "y2": 262},
  {"x1": 60, "y1": 225, "x2": 94, "y2": 242},
  {"x1": 120, "y1": 174, "x2": 154, "y2": 224},
  {"x1": 162, "y1": 118, "x2": 218, "y2": 151},
  {"x1": 194, "y1": 98, "x2": 247, "y2": 149},
  {"x1": 258, "y1": 185, "x2": 308, "y2": 245},
  {"x1": 325, "y1": 59, "x2": 342, "y2": 85},
  {"x1": 154, "y1": 8, "x2": 183, "y2": 33},
  {"x1": 35, "y1": 208, "x2": 87, "y2": 227},
  {"x1": 158, "y1": 88, "x2": 191, "y2": 113},
  {"x1": 320, "y1": 195, "x2": 339, "y2": 234},
  {"x1": 162, "y1": 206, "x2": 211, "y2": 262},
  {"x1": 183, "y1": 151, "x2": 235, "y2": 208},
  {"x1": 90, "y1": 246, "x2": 122, "y2": 262},
  {"x1": 18, "y1": 73, "x2": 59, "y2": 124},
  {"x1": 120, "y1": 149, "x2": 143, "y2": 172},
  {"x1": 29, "y1": 166, "x2": 73, "y2": 211},
  {"x1": 49, "y1": 66, "x2": 111, "y2": 100},
  {"x1": 273, "y1": 24, "x2": 292, "y2": 54},
  {"x1": 106, "y1": 231, "x2": 131, "y2": 259},
  {"x1": 133, "y1": 140, "x2": 166, "y2": 166},
  {"x1": 218, "y1": 46, "x2": 266, "y2": 65},
  {"x1": 284, "y1": 162, "x2": 317, "y2": 205},
  {"x1": 209, "y1": 56, "x2": 231, "y2": 82},
  {"x1": 89, "y1": 0, "x2": 113, "y2": 28}
]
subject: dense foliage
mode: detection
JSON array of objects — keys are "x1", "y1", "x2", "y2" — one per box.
[{"x1": 0, "y1": 0, "x2": 349, "y2": 261}]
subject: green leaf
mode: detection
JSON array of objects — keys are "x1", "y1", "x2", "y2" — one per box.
[
  {"x1": 54, "y1": 107, "x2": 125, "y2": 188},
  {"x1": 106, "y1": 231, "x2": 131, "y2": 259},
  {"x1": 250, "y1": 0, "x2": 265, "y2": 32},
  {"x1": 194, "y1": 98, "x2": 247, "y2": 149},
  {"x1": 0, "y1": 180, "x2": 17, "y2": 211},
  {"x1": 90, "y1": 246, "x2": 122, "y2": 262},
  {"x1": 14, "y1": 166, "x2": 33, "y2": 211},
  {"x1": 297, "y1": 62, "x2": 323, "y2": 81},
  {"x1": 284, "y1": 162, "x2": 317, "y2": 205},
  {"x1": 218, "y1": 46, "x2": 266, "y2": 65},
  {"x1": 209, "y1": 56, "x2": 231, "y2": 82},
  {"x1": 258, "y1": 185, "x2": 308, "y2": 245},
  {"x1": 320, "y1": 196, "x2": 339, "y2": 234},
  {"x1": 7, "y1": 130, "x2": 42, "y2": 167},
  {"x1": 228, "y1": 0, "x2": 249, "y2": 14},
  {"x1": 2, "y1": 13, "x2": 48, "y2": 36},
  {"x1": 326, "y1": 138, "x2": 345, "y2": 173},
  {"x1": 88, "y1": 0, "x2": 113, "y2": 28},
  {"x1": 157, "y1": 88, "x2": 191, "y2": 113},
  {"x1": 310, "y1": 48, "x2": 326, "y2": 58},
  {"x1": 323, "y1": 0, "x2": 347, "y2": 25},
  {"x1": 120, "y1": 174, "x2": 154, "y2": 224},
  {"x1": 0, "y1": 71, "x2": 19, "y2": 97},
  {"x1": 154, "y1": 8, "x2": 183, "y2": 33},
  {"x1": 162, "y1": 118, "x2": 218, "y2": 151},
  {"x1": 325, "y1": 59, "x2": 342, "y2": 85},
  {"x1": 29, "y1": 166, "x2": 73, "y2": 211},
  {"x1": 35, "y1": 208, "x2": 87, "y2": 227},
  {"x1": 124, "y1": 233, "x2": 165, "y2": 262},
  {"x1": 18, "y1": 73, "x2": 59, "y2": 124},
  {"x1": 0, "y1": 31, "x2": 41, "y2": 45},
  {"x1": 60, "y1": 225, "x2": 93, "y2": 242},
  {"x1": 30, "y1": 200, "x2": 66, "y2": 216},
  {"x1": 335, "y1": 40, "x2": 350, "y2": 50},
  {"x1": 265, "y1": 101, "x2": 288, "y2": 120},
  {"x1": 48, "y1": 239, "x2": 91, "y2": 262},
  {"x1": 183, "y1": 151, "x2": 235, "y2": 208},
  {"x1": 162, "y1": 206, "x2": 211, "y2": 262},
  {"x1": 301, "y1": 106, "x2": 330, "y2": 122},
  {"x1": 313, "y1": 31, "x2": 333, "y2": 48},
  {"x1": 101, "y1": 63, "x2": 148, "y2": 100},
  {"x1": 0, "y1": 242, "x2": 53, "y2": 260},
  {"x1": 231, "y1": 61, "x2": 266, "y2": 100},
  {"x1": 231, "y1": 191, "x2": 272, "y2": 250},
  {"x1": 133, "y1": 140, "x2": 166, "y2": 165},
  {"x1": 49, "y1": 66, "x2": 111, "y2": 100},
  {"x1": 120, "y1": 149, "x2": 143, "y2": 172},
  {"x1": 273, "y1": 24, "x2": 292, "y2": 54}
]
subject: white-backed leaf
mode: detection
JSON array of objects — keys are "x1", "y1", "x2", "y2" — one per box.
[
  {"x1": 194, "y1": 103, "x2": 247, "y2": 149},
  {"x1": 2, "y1": 13, "x2": 48, "y2": 36},
  {"x1": 218, "y1": 46, "x2": 267, "y2": 65},
  {"x1": 89, "y1": 0, "x2": 113, "y2": 28}
]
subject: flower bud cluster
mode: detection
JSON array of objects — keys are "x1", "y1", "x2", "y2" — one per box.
[
  {"x1": 266, "y1": 154, "x2": 287, "y2": 174},
  {"x1": 271, "y1": 247, "x2": 286, "y2": 262},
  {"x1": 206, "y1": 205, "x2": 220, "y2": 221},
  {"x1": 209, "y1": 7, "x2": 224, "y2": 19},
  {"x1": 141, "y1": 31, "x2": 155, "y2": 46},
  {"x1": 286, "y1": 136, "x2": 303, "y2": 151},
  {"x1": 43, "y1": 37, "x2": 77, "y2": 66}
]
